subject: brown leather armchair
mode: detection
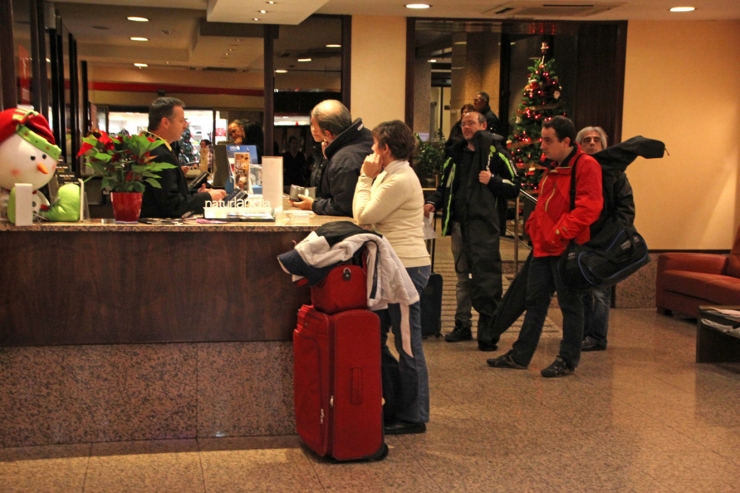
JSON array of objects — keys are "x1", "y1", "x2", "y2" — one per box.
[{"x1": 656, "y1": 225, "x2": 740, "y2": 317}]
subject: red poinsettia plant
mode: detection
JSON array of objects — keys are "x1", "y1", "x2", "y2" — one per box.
[{"x1": 79, "y1": 130, "x2": 176, "y2": 193}]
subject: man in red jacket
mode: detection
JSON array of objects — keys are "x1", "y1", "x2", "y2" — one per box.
[{"x1": 487, "y1": 116, "x2": 603, "y2": 377}]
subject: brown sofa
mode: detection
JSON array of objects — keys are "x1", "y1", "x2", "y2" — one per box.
[{"x1": 656, "y1": 225, "x2": 740, "y2": 318}]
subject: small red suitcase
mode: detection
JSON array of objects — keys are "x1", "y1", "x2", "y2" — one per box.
[
  {"x1": 293, "y1": 305, "x2": 387, "y2": 461},
  {"x1": 310, "y1": 264, "x2": 367, "y2": 314}
]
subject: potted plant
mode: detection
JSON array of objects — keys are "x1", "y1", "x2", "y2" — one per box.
[
  {"x1": 414, "y1": 133, "x2": 446, "y2": 189},
  {"x1": 79, "y1": 130, "x2": 176, "y2": 222}
]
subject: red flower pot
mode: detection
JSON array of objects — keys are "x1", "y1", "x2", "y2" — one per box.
[{"x1": 110, "y1": 192, "x2": 143, "y2": 223}]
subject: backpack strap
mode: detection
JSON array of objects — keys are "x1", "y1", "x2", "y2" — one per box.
[{"x1": 569, "y1": 153, "x2": 584, "y2": 211}]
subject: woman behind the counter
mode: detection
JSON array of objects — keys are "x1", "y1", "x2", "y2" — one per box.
[{"x1": 352, "y1": 120, "x2": 431, "y2": 435}]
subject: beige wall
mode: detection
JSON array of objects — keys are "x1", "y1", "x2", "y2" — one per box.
[
  {"x1": 350, "y1": 16, "x2": 407, "y2": 128},
  {"x1": 623, "y1": 21, "x2": 740, "y2": 250}
]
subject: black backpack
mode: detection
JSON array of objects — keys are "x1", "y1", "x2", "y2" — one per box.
[{"x1": 558, "y1": 157, "x2": 650, "y2": 290}]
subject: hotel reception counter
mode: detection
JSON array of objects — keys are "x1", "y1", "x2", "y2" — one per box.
[{"x1": 0, "y1": 211, "x2": 349, "y2": 447}]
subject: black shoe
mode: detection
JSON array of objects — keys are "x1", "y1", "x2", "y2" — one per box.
[
  {"x1": 541, "y1": 356, "x2": 573, "y2": 378},
  {"x1": 444, "y1": 325, "x2": 472, "y2": 342},
  {"x1": 581, "y1": 339, "x2": 606, "y2": 352},
  {"x1": 478, "y1": 341, "x2": 498, "y2": 352},
  {"x1": 384, "y1": 420, "x2": 426, "y2": 435},
  {"x1": 486, "y1": 350, "x2": 527, "y2": 369}
]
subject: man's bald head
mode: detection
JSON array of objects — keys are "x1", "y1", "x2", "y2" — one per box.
[{"x1": 310, "y1": 100, "x2": 352, "y2": 142}]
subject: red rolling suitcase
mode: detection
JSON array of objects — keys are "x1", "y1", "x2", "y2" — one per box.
[{"x1": 293, "y1": 305, "x2": 388, "y2": 461}]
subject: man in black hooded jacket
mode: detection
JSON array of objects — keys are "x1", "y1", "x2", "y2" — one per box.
[
  {"x1": 292, "y1": 100, "x2": 373, "y2": 216},
  {"x1": 425, "y1": 111, "x2": 519, "y2": 345}
]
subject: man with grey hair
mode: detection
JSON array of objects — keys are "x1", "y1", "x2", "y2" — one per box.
[
  {"x1": 576, "y1": 125, "x2": 635, "y2": 352},
  {"x1": 291, "y1": 99, "x2": 372, "y2": 216}
]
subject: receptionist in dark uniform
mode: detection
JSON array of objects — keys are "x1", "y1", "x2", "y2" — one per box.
[{"x1": 140, "y1": 97, "x2": 226, "y2": 218}]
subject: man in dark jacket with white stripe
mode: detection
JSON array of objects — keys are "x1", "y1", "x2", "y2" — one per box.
[{"x1": 291, "y1": 100, "x2": 373, "y2": 217}]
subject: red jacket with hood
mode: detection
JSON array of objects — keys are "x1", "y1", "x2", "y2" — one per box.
[{"x1": 525, "y1": 145, "x2": 603, "y2": 257}]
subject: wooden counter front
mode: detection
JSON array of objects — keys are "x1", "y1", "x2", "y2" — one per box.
[{"x1": 0, "y1": 213, "x2": 346, "y2": 347}]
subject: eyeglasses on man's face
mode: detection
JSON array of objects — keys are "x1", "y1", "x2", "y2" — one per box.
[
  {"x1": 582, "y1": 137, "x2": 601, "y2": 143},
  {"x1": 461, "y1": 120, "x2": 479, "y2": 127}
]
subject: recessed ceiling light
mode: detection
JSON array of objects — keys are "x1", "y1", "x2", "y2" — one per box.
[
  {"x1": 326, "y1": 44, "x2": 341, "y2": 48},
  {"x1": 669, "y1": 6, "x2": 695, "y2": 12},
  {"x1": 130, "y1": 37, "x2": 148, "y2": 42},
  {"x1": 253, "y1": 17, "x2": 260, "y2": 21},
  {"x1": 134, "y1": 63, "x2": 148, "y2": 68},
  {"x1": 406, "y1": 3, "x2": 431, "y2": 9},
  {"x1": 259, "y1": 10, "x2": 268, "y2": 14},
  {"x1": 297, "y1": 58, "x2": 312, "y2": 62},
  {"x1": 45, "y1": 58, "x2": 50, "y2": 62},
  {"x1": 267, "y1": 1, "x2": 276, "y2": 4},
  {"x1": 275, "y1": 69, "x2": 288, "y2": 73},
  {"x1": 428, "y1": 59, "x2": 437, "y2": 63},
  {"x1": 127, "y1": 16, "x2": 149, "y2": 22}
]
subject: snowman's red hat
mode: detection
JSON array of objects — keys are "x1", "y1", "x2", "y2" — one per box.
[{"x1": 0, "y1": 108, "x2": 61, "y2": 160}]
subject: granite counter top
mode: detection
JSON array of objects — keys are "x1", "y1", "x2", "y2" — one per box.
[{"x1": 0, "y1": 210, "x2": 352, "y2": 233}]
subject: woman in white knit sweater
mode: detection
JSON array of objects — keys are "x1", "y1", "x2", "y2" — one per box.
[{"x1": 353, "y1": 120, "x2": 431, "y2": 435}]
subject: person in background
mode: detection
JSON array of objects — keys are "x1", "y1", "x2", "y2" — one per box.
[
  {"x1": 445, "y1": 103, "x2": 475, "y2": 149},
  {"x1": 177, "y1": 123, "x2": 197, "y2": 168},
  {"x1": 141, "y1": 97, "x2": 226, "y2": 218},
  {"x1": 243, "y1": 121, "x2": 264, "y2": 162},
  {"x1": 282, "y1": 135, "x2": 307, "y2": 191},
  {"x1": 227, "y1": 119, "x2": 246, "y2": 144},
  {"x1": 353, "y1": 120, "x2": 431, "y2": 435},
  {"x1": 576, "y1": 126, "x2": 635, "y2": 352},
  {"x1": 473, "y1": 91, "x2": 500, "y2": 135},
  {"x1": 199, "y1": 139, "x2": 213, "y2": 173},
  {"x1": 424, "y1": 111, "x2": 519, "y2": 347},
  {"x1": 487, "y1": 116, "x2": 602, "y2": 377},
  {"x1": 292, "y1": 99, "x2": 373, "y2": 216}
]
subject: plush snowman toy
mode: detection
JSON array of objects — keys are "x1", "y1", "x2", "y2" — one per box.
[{"x1": 0, "y1": 108, "x2": 61, "y2": 221}]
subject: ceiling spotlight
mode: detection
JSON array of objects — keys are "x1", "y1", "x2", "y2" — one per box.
[
  {"x1": 428, "y1": 59, "x2": 437, "y2": 63},
  {"x1": 259, "y1": 10, "x2": 268, "y2": 14},
  {"x1": 134, "y1": 63, "x2": 148, "y2": 68},
  {"x1": 669, "y1": 6, "x2": 695, "y2": 12},
  {"x1": 130, "y1": 37, "x2": 149, "y2": 42},
  {"x1": 405, "y1": 3, "x2": 431, "y2": 9},
  {"x1": 45, "y1": 58, "x2": 50, "y2": 62},
  {"x1": 127, "y1": 16, "x2": 149, "y2": 22},
  {"x1": 275, "y1": 69, "x2": 288, "y2": 73},
  {"x1": 253, "y1": 17, "x2": 260, "y2": 21},
  {"x1": 326, "y1": 44, "x2": 341, "y2": 48},
  {"x1": 267, "y1": 1, "x2": 276, "y2": 4},
  {"x1": 297, "y1": 58, "x2": 312, "y2": 62}
]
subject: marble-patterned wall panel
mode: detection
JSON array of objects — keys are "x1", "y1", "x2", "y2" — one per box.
[
  {"x1": 0, "y1": 344, "x2": 197, "y2": 448},
  {"x1": 197, "y1": 342, "x2": 295, "y2": 438},
  {"x1": 615, "y1": 253, "x2": 659, "y2": 309}
]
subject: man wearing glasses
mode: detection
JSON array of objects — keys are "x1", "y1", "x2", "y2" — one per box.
[
  {"x1": 575, "y1": 126, "x2": 635, "y2": 352},
  {"x1": 424, "y1": 111, "x2": 519, "y2": 346}
]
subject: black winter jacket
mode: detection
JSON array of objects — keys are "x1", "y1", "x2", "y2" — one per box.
[{"x1": 312, "y1": 119, "x2": 373, "y2": 216}]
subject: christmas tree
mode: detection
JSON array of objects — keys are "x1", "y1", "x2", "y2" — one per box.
[{"x1": 507, "y1": 42, "x2": 567, "y2": 189}]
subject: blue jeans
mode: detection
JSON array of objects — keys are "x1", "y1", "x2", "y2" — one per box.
[
  {"x1": 511, "y1": 256, "x2": 584, "y2": 368},
  {"x1": 582, "y1": 287, "x2": 611, "y2": 348},
  {"x1": 378, "y1": 265, "x2": 431, "y2": 424}
]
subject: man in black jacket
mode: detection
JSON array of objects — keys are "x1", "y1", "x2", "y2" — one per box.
[
  {"x1": 291, "y1": 100, "x2": 373, "y2": 216},
  {"x1": 424, "y1": 111, "x2": 519, "y2": 345},
  {"x1": 473, "y1": 92, "x2": 500, "y2": 135},
  {"x1": 141, "y1": 97, "x2": 225, "y2": 218},
  {"x1": 576, "y1": 126, "x2": 635, "y2": 352}
]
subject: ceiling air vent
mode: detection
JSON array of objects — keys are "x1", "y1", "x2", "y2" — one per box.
[{"x1": 484, "y1": 2, "x2": 625, "y2": 18}]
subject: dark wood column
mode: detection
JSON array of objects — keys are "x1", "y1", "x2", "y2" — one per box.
[
  {"x1": 341, "y1": 15, "x2": 352, "y2": 110},
  {"x1": 263, "y1": 24, "x2": 275, "y2": 156},
  {"x1": 0, "y1": 0, "x2": 16, "y2": 109}
]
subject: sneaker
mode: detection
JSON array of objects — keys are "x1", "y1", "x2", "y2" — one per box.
[
  {"x1": 581, "y1": 339, "x2": 606, "y2": 352},
  {"x1": 540, "y1": 356, "x2": 573, "y2": 378},
  {"x1": 486, "y1": 350, "x2": 527, "y2": 369},
  {"x1": 444, "y1": 324, "x2": 472, "y2": 342}
]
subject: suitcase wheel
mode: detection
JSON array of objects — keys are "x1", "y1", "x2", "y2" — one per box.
[{"x1": 370, "y1": 443, "x2": 389, "y2": 462}]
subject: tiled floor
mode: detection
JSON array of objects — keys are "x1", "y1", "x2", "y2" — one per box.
[{"x1": 2, "y1": 235, "x2": 740, "y2": 492}]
